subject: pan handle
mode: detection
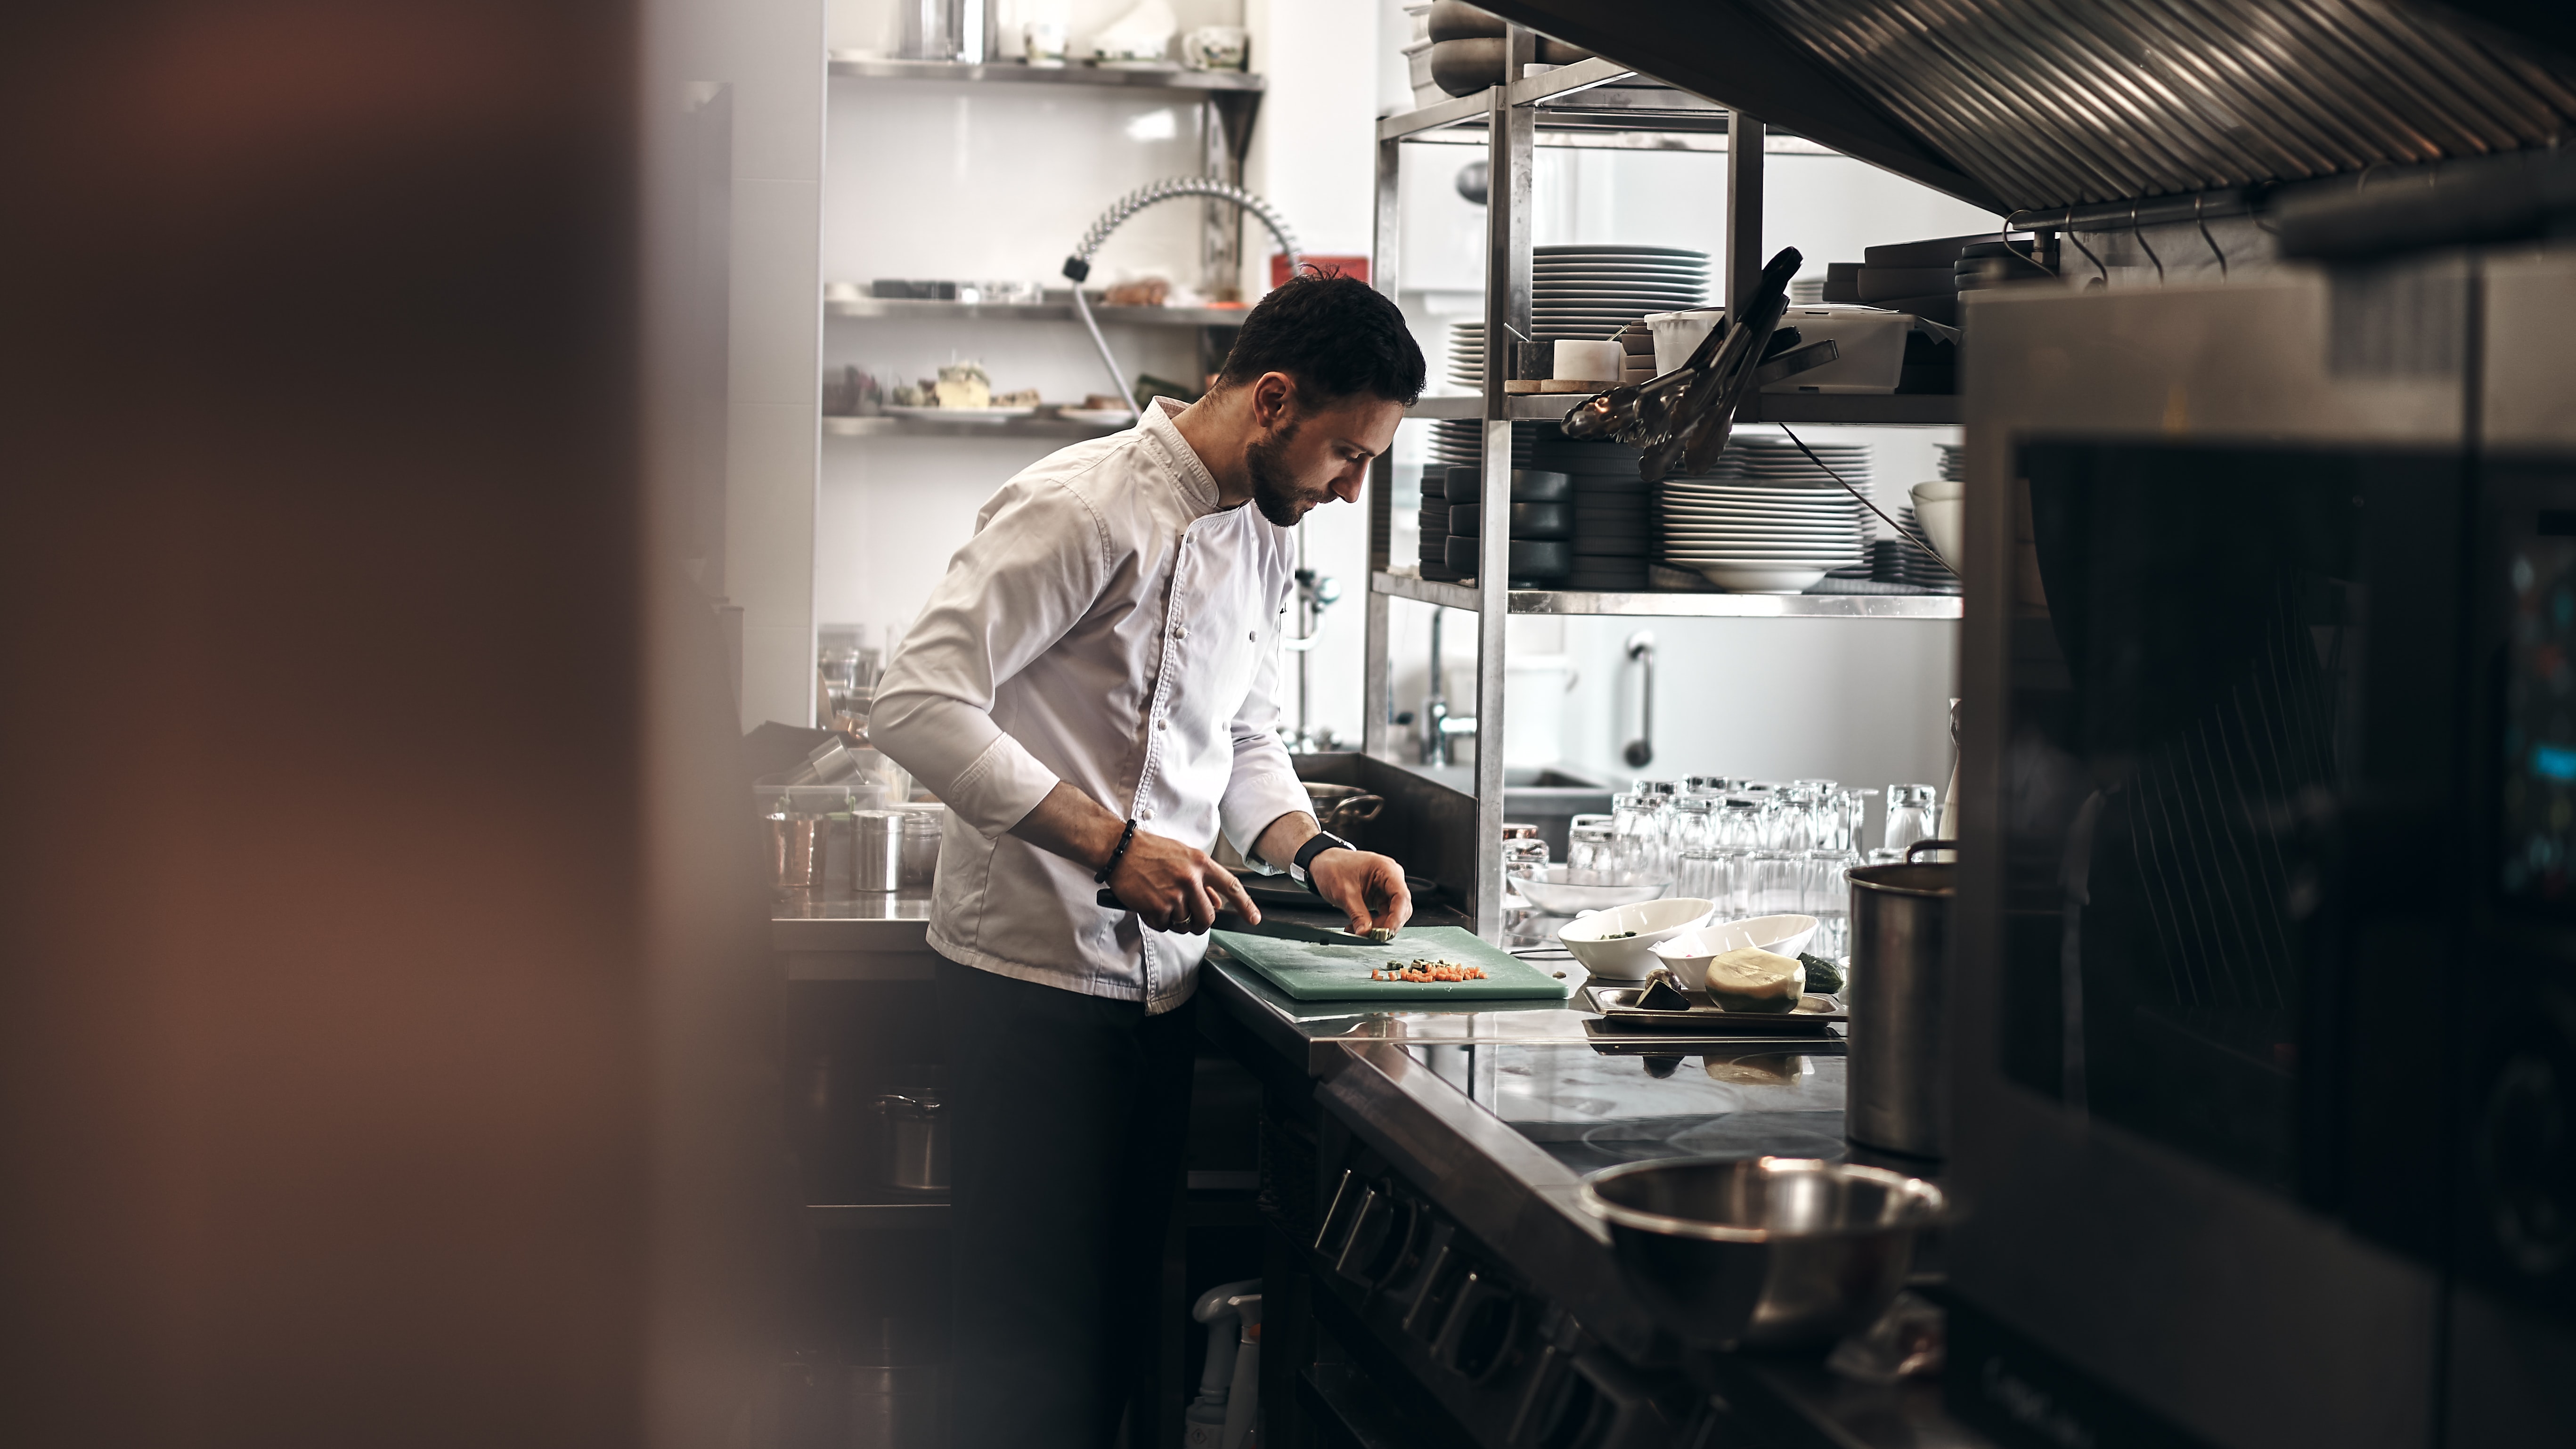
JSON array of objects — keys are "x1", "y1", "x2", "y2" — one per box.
[{"x1": 1904, "y1": 838, "x2": 1957, "y2": 862}]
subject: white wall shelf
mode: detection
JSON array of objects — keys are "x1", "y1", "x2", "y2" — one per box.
[
  {"x1": 822, "y1": 414, "x2": 1125, "y2": 440},
  {"x1": 828, "y1": 56, "x2": 1264, "y2": 92},
  {"x1": 826, "y1": 294, "x2": 1252, "y2": 327},
  {"x1": 1370, "y1": 571, "x2": 1961, "y2": 619}
]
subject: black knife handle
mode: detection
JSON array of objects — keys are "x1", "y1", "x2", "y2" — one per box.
[{"x1": 1096, "y1": 888, "x2": 1123, "y2": 909}]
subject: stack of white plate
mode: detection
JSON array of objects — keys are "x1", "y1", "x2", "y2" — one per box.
[
  {"x1": 1726, "y1": 435, "x2": 1874, "y2": 488},
  {"x1": 1446, "y1": 245, "x2": 1709, "y2": 389},
  {"x1": 1658, "y1": 441, "x2": 1874, "y2": 594}
]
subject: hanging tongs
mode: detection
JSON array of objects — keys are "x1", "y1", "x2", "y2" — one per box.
[{"x1": 1563, "y1": 247, "x2": 1827, "y2": 482}]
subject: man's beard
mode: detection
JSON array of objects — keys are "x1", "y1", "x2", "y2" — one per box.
[{"x1": 1245, "y1": 420, "x2": 1311, "y2": 526}]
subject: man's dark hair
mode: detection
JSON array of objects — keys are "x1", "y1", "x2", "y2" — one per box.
[{"x1": 1215, "y1": 271, "x2": 1426, "y2": 406}]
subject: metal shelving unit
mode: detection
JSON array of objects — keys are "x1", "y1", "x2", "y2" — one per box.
[
  {"x1": 1360, "y1": 37, "x2": 1963, "y2": 935},
  {"x1": 825, "y1": 293, "x2": 1253, "y2": 328},
  {"x1": 1370, "y1": 571, "x2": 1961, "y2": 619},
  {"x1": 827, "y1": 55, "x2": 1264, "y2": 92}
]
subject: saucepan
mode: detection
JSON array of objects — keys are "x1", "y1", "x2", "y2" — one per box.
[{"x1": 1214, "y1": 782, "x2": 1386, "y2": 871}]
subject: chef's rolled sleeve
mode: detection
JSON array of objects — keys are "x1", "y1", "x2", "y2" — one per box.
[
  {"x1": 871, "y1": 480, "x2": 1109, "y2": 839},
  {"x1": 1217, "y1": 600, "x2": 1314, "y2": 862}
]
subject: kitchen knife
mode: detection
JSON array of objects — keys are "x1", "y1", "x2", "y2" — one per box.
[{"x1": 1093, "y1": 889, "x2": 1396, "y2": 943}]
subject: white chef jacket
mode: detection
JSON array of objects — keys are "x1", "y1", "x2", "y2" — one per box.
[{"x1": 870, "y1": 398, "x2": 1312, "y2": 1013}]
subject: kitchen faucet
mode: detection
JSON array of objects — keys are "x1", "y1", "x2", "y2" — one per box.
[{"x1": 1419, "y1": 609, "x2": 1476, "y2": 767}]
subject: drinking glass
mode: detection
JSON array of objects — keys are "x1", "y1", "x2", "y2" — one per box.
[
  {"x1": 1802, "y1": 848, "x2": 1860, "y2": 961},
  {"x1": 1567, "y1": 820, "x2": 1616, "y2": 876},
  {"x1": 1667, "y1": 795, "x2": 1715, "y2": 860},
  {"x1": 1675, "y1": 847, "x2": 1728, "y2": 909},
  {"x1": 1500, "y1": 823, "x2": 1548, "y2": 882},
  {"x1": 1745, "y1": 851, "x2": 1805, "y2": 917},
  {"x1": 1884, "y1": 783, "x2": 1940, "y2": 855}
]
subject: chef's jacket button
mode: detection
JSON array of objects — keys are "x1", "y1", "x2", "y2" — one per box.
[
  {"x1": 1249, "y1": 630, "x2": 1258, "y2": 641},
  {"x1": 1173, "y1": 625, "x2": 1188, "y2": 638},
  {"x1": 1140, "y1": 806, "x2": 1156, "y2": 820},
  {"x1": 1156, "y1": 718, "x2": 1167, "y2": 730}
]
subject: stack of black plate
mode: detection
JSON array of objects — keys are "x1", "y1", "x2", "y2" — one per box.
[
  {"x1": 1417, "y1": 466, "x2": 1461, "y2": 581},
  {"x1": 1441, "y1": 466, "x2": 1573, "y2": 586},
  {"x1": 1530, "y1": 436, "x2": 1653, "y2": 592}
]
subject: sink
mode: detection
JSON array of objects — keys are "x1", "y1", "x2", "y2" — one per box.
[{"x1": 1403, "y1": 763, "x2": 1617, "y2": 860}]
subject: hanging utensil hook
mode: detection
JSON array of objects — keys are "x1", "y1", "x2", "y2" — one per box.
[
  {"x1": 2194, "y1": 194, "x2": 2227, "y2": 281},
  {"x1": 2130, "y1": 201, "x2": 2163, "y2": 285}
]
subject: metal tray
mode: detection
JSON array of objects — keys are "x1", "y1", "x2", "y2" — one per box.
[{"x1": 1584, "y1": 982, "x2": 1847, "y2": 1034}]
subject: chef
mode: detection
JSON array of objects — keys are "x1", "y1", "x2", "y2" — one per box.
[{"x1": 870, "y1": 273, "x2": 1427, "y2": 1448}]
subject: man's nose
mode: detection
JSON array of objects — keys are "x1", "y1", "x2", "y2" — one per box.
[{"x1": 1331, "y1": 469, "x2": 1366, "y2": 504}]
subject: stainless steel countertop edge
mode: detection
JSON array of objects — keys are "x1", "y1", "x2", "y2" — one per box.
[{"x1": 1314, "y1": 1039, "x2": 1663, "y2": 1363}]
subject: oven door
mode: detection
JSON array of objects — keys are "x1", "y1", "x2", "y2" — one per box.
[{"x1": 1953, "y1": 274, "x2": 2473, "y2": 1449}]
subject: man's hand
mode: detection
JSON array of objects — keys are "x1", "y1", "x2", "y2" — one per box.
[
  {"x1": 1105, "y1": 829, "x2": 1259, "y2": 935},
  {"x1": 1011, "y1": 781, "x2": 1261, "y2": 935},
  {"x1": 1307, "y1": 848, "x2": 1412, "y2": 938}
]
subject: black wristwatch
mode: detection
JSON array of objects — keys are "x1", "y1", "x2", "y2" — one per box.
[{"x1": 1289, "y1": 831, "x2": 1355, "y2": 894}]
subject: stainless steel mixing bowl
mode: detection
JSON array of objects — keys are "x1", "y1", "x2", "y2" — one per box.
[{"x1": 1577, "y1": 1156, "x2": 1945, "y2": 1348}]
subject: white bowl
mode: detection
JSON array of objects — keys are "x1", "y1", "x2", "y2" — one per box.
[
  {"x1": 1516, "y1": 867, "x2": 1673, "y2": 915},
  {"x1": 1557, "y1": 898, "x2": 1717, "y2": 980},
  {"x1": 1694, "y1": 562, "x2": 1827, "y2": 594},
  {"x1": 1649, "y1": 914, "x2": 1820, "y2": 991},
  {"x1": 1908, "y1": 489, "x2": 1965, "y2": 575},
  {"x1": 1911, "y1": 477, "x2": 1964, "y2": 504}
]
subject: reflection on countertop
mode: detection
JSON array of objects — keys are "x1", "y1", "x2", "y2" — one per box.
[{"x1": 770, "y1": 889, "x2": 936, "y2": 953}]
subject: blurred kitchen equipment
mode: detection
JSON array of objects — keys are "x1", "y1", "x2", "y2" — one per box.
[
  {"x1": 1580, "y1": 1156, "x2": 1945, "y2": 1347},
  {"x1": 893, "y1": 805, "x2": 944, "y2": 889},
  {"x1": 1304, "y1": 781, "x2": 1386, "y2": 845},
  {"x1": 1845, "y1": 839, "x2": 1955, "y2": 1158},
  {"x1": 1183, "y1": 1279, "x2": 1261, "y2": 1449},
  {"x1": 854, "y1": 810, "x2": 905, "y2": 894},
  {"x1": 1182, "y1": 24, "x2": 1248, "y2": 70},
  {"x1": 818, "y1": 623, "x2": 880, "y2": 733},
  {"x1": 872, "y1": 1088, "x2": 949, "y2": 1193}
]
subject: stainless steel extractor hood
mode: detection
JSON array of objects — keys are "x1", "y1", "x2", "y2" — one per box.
[{"x1": 1479, "y1": 0, "x2": 2576, "y2": 217}]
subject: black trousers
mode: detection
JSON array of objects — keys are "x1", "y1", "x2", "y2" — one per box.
[{"x1": 937, "y1": 959, "x2": 1197, "y2": 1449}]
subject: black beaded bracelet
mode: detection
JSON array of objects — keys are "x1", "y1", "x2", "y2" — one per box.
[{"x1": 1095, "y1": 818, "x2": 1140, "y2": 884}]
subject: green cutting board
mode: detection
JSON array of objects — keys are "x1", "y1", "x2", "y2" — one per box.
[{"x1": 1208, "y1": 926, "x2": 1572, "y2": 1002}]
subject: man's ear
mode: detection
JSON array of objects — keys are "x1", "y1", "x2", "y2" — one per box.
[{"x1": 1252, "y1": 371, "x2": 1296, "y2": 428}]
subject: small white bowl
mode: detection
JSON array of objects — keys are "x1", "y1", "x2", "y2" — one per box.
[
  {"x1": 1649, "y1": 914, "x2": 1820, "y2": 992},
  {"x1": 1694, "y1": 562, "x2": 1828, "y2": 594},
  {"x1": 1557, "y1": 898, "x2": 1717, "y2": 981}
]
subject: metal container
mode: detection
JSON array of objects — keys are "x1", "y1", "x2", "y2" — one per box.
[
  {"x1": 1844, "y1": 840, "x2": 1955, "y2": 1159},
  {"x1": 1579, "y1": 1156, "x2": 1945, "y2": 1348},
  {"x1": 872, "y1": 1090, "x2": 948, "y2": 1193},
  {"x1": 894, "y1": 805, "x2": 944, "y2": 890},
  {"x1": 853, "y1": 810, "x2": 904, "y2": 894}
]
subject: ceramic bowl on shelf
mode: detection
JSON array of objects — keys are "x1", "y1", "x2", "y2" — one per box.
[
  {"x1": 1515, "y1": 867, "x2": 1673, "y2": 916},
  {"x1": 1649, "y1": 914, "x2": 1819, "y2": 992},
  {"x1": 1556, "y1": 897, "x2": 1716, "y2": 980},
  {"x1": 1692, "y1": 562, "x2": 1828, "y2": 594}
]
